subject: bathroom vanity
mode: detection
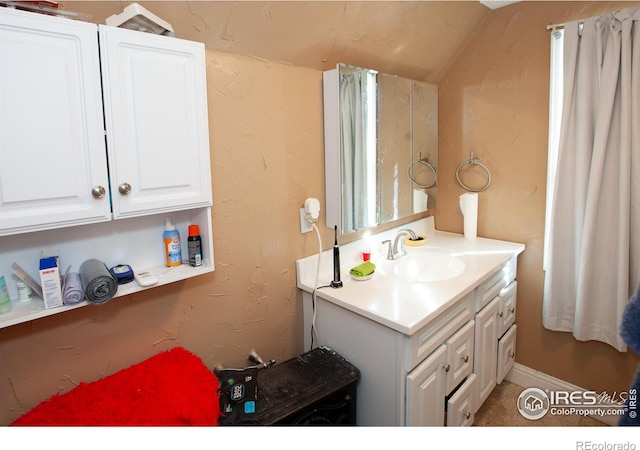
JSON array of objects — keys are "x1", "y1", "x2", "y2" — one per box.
[{"x1": 296, "y1": 217, "x2": 524, "y2": 426}]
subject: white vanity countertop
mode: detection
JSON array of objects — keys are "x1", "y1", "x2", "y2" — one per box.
[{"x1": 296, "y1": 217, "x2": 525, "y2": 335}]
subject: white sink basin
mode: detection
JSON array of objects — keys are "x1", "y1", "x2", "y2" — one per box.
[{"x1": 391, "y1": 248, "x2": 465, "y2": 282}]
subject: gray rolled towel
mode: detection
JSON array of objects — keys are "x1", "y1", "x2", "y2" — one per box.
[{"x1": 79, "y1": 259, "x2": 118, "y2": 305}]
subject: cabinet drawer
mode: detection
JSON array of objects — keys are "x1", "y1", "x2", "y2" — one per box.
[
  {"x1": 498, "y1": 281, "x2": 517, "y2": 336},
  {"x1": 446, "y1": 374, "x2": 476, "y2": 426},
  {"x1": 497, "y1": 324, "x2": 517, "y2": 384},
  {"x1": 474, "y1": 256, "x2": 517, "y2": 311},
  {"x1": 405, "y1": 291, "x2": 474, "y2": 371},
  {"x1": 445, "y1": 320, "x2": 474, "y2": 395}
]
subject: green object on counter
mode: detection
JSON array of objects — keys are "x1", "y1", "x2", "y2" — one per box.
[{"x1": 349, "y1": 261, "x2": 376, "y2": 277}]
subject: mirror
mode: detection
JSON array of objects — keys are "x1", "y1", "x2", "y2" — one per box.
[{"x1": 323, "y1": 63, "x2": 438, "y2": 234}]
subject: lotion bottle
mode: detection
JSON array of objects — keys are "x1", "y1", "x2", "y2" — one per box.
[{"x1": 163, "y1": 218, "x2": 182, "y2": 267}]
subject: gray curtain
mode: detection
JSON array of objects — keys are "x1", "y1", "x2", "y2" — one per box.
[
  {"x1": 339, "y1": 70, "x2": 374, "y2": 232},
  {"x1": 543, "y1": 7, "x2": 640, "y2": 351}
]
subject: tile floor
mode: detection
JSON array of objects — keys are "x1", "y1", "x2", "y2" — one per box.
[{"x1": 473, "y1": 380, "x2": 608, "y2": 426}]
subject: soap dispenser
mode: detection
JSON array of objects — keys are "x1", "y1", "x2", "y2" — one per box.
[{"x1": 163, "y1": 218, "x2": 182, "y2": 267}]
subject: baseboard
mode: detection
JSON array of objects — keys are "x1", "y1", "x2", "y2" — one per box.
[{"x1": 504, "y1": 363, "x2": 619, "y2": 426}]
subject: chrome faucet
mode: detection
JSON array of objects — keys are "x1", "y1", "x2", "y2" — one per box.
[{"x1": 383, "y1": 228, "x2": 419, "y2": 260}]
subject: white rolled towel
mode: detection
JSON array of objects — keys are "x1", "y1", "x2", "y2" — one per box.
[{"x1": 62, "y1": 271, "x2": 84, "y2": 305}]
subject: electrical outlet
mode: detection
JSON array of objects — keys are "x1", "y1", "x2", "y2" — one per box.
[{"x1": 300, "y1": 208, "x2": 313, "y2": 233}]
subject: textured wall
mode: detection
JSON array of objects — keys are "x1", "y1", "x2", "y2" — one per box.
[
  {"x1": 49, "y1": 1, "x2": 490, "y2": 83},
  {"x1": 0, "y1": 50, "x2": 328, "y2": 424},
  {"x1": 437, "y1": 1, "x2": 640, "y2": 395}
]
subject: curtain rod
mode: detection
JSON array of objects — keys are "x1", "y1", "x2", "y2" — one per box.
[{"x1": 547, "y1": 20, "x2": 585, "y2": 31}]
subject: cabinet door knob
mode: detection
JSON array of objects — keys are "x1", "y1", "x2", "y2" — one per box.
[
  {"x1": 91, "y1": 186, "x2": 106, "y2": 199},
  {"x1": 510, "y1": 307, "x2": 515, "y2": 314},
  {"x1": 441, "y1": 363, "x2": 450, "y2": 372},
  {"x1": 510, "y1": 351, "x2": 515, "y2": 359},
  {"x1": 499, "y1": 311, "x2": 504, "y2": 318},
  {"x1": 118, "y1": 183, "x2": 132, "y2": 195}
]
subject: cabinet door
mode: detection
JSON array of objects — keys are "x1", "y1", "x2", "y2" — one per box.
[
  {"x1": 473, "y1": 296, "x2": 500, "y2": 412},
  {"x1": 497, "y1": 324, "x2": 517, "y2": 384},
  {"x1": 0, "y1": 8, "x2": 110, "y2": 236},
  {"x1": 99, "y1": 25, "x2": 212, "y2": 218},
  {"x1": 406, "y1": 345, "x2": 447, "y2": 426}
]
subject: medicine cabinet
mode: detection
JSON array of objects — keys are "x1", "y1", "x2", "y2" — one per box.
[
  {"x1": 323, "y1": 63, "x2": 438, "y2": 235},
  {"x1": 0, "y1": 7, "x2": 214, "y2": 329}
]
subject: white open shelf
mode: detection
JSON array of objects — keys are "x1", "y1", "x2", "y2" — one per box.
[{"x1": 0, "y1": 207, "x2": 214, "y2": 329}]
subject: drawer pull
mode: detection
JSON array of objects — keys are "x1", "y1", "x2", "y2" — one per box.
[
  {"x1": 460, "y1": 354, "x2": 469, "y2": 363},
  {"x1": 441, "y1": 364, "x2": 450, "y2": 372},
  {"x1": 465, "y1": 411, "x2": 471, "y2": 420},
  {"x1": 510, "y1": 307, "x2": 515, "y2": 314},
  {"x1": 499, "y1": 311, "x2": 504, "y2": 318},
  {"x1": 510, "y1": 351, "x2": 515, "y2": 359}
]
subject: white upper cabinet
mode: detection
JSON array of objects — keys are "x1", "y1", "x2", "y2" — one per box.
[
  {"x1": 0, "y1": 9, "x2": 212, "y2": 235},
  {"x1": 0, "y1": 8, "x2": 111, "y2": 235},
  {"x1": 99, "y1": 25, "x2": 212, "y2": 218}
]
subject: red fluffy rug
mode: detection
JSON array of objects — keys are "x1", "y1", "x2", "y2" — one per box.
[{"x1": 11, "y1": 347, "x2": 220, "y2": 426}]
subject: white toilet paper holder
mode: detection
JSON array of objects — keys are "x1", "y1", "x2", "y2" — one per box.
[{"x1": 455, "y1": 152, "x2": 492, "y2": 192}]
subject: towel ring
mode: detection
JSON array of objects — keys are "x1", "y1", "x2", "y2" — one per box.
[
  {"x1": 407, "y1": 153, "x2": 437, "y2": 189},
  {"x1": 455, "y1": 152, "x2": 492, "y2": 192}
]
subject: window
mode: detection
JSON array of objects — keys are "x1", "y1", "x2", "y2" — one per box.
[{"x1": 543, "y1": 28, "x2": 563, "y2": 270}]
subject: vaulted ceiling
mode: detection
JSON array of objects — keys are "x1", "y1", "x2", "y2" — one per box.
[{"x1": 65, "y1": 1, "x2": 495, "y2": 82}]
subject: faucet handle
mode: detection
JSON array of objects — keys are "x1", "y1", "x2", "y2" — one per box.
[{"x1": 382, "y1": 240, "x2": 394, "y2": 260}]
